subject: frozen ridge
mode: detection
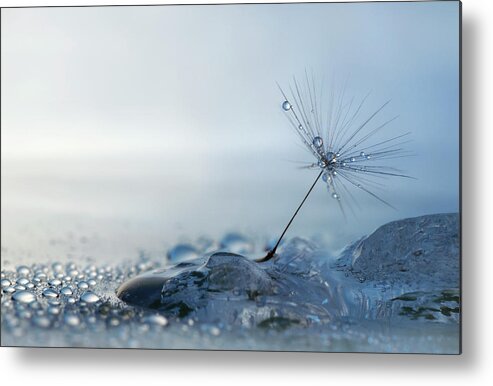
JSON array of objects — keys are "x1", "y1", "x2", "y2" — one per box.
[{"x1": 333, "y1": 213, "x2": 459, "y2": 289}]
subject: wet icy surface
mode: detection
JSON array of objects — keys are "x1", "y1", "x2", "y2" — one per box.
[{"x1": 1, "y1": 214, "x2": 460, "y2": 353}]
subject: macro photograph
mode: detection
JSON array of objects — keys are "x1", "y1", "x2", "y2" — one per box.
[{"x1": 1, "y1": 0, "x2": 461, "y2": 354}]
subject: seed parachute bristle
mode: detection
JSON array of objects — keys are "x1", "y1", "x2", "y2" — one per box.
[{"x1": 279, "y1": 73, "x2": 414, "y2": 217}]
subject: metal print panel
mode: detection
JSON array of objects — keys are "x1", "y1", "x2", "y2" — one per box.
[{"x1": 0, "y1": 1, "x2": 461, "y2": 353}]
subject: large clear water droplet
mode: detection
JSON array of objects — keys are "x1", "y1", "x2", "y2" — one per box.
[
  {"x1": 80, "y1": 292, "x2": 100, "y2": 304},
  {"x1": 282, "y1": 100, "x2": 291, "y2": 111},
  {"x1": 350, "y1": 157, "x2": 356, "y2": 162},
  {"x1": 12, "y1": 290, "x2": 36, "y2": 304},
  {"x1": 60, "y1": 287, "x2": 73, "y2": 296},
  {"x1": 360, "y1": 151, "x2": 366, "y2": 157},
  {"x1": 42, "y1": 288, "x2": 58, "y2": 298},
  {"x1": 17, "y1": 266, "x2": 30, "y2": 276},
  {"x1": 1, "y1": 279, "x2": 11, "y2": 288},
  {"x1": 312, "y1": 136, "x2": 323, "y2": 148}
]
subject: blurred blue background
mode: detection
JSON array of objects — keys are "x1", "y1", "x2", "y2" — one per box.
[{"x1": 1, "y1": 2, "x2": 459, "y2": 262}]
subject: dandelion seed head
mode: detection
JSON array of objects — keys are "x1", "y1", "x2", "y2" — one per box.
[{"x1": 279, "y1": 73, "x2": 413, "y2": 215}]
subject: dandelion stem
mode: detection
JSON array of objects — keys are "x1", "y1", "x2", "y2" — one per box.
[{"x1": 257, "y1": 169, "x2": 324, "y2": 263}]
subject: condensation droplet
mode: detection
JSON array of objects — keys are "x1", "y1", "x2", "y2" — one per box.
[
  {"x1": 80, "y1": 292, "x2": 100, "y2": 304},
  {"x1": 282, "y1": 100, "x2": 291, "y2": 111},
  {"x1": 312, "y1": 136, "x2": 323, "y2": 148},
  {"x1": 12, "y1": 291, "x2": 36, "y2": 304}
]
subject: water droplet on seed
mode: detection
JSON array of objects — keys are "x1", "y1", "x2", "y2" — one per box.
[
  {"x1": 282, "y1": 100, "x2": 291, "y2": 111},
  {"x1": 312, "y1": 136, "x2": 323, "y2": 148}
]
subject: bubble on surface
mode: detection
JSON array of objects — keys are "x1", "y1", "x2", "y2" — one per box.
[{"x1": 282, "y1": 100, "x2": 291, "y2": 111}]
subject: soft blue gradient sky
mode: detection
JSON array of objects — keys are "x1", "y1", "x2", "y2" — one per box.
[{"x1": 1, "y1": 2, "x2": 460, "y2": 261}]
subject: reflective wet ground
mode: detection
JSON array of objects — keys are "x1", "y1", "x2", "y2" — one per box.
[{"x1": 1, "y1": 214, "x2": 459, "y2": 353}]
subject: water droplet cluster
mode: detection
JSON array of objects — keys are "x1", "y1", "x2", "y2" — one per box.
[{"x1": 1, "y1": 235, "x2": 265, "y2": 347}]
